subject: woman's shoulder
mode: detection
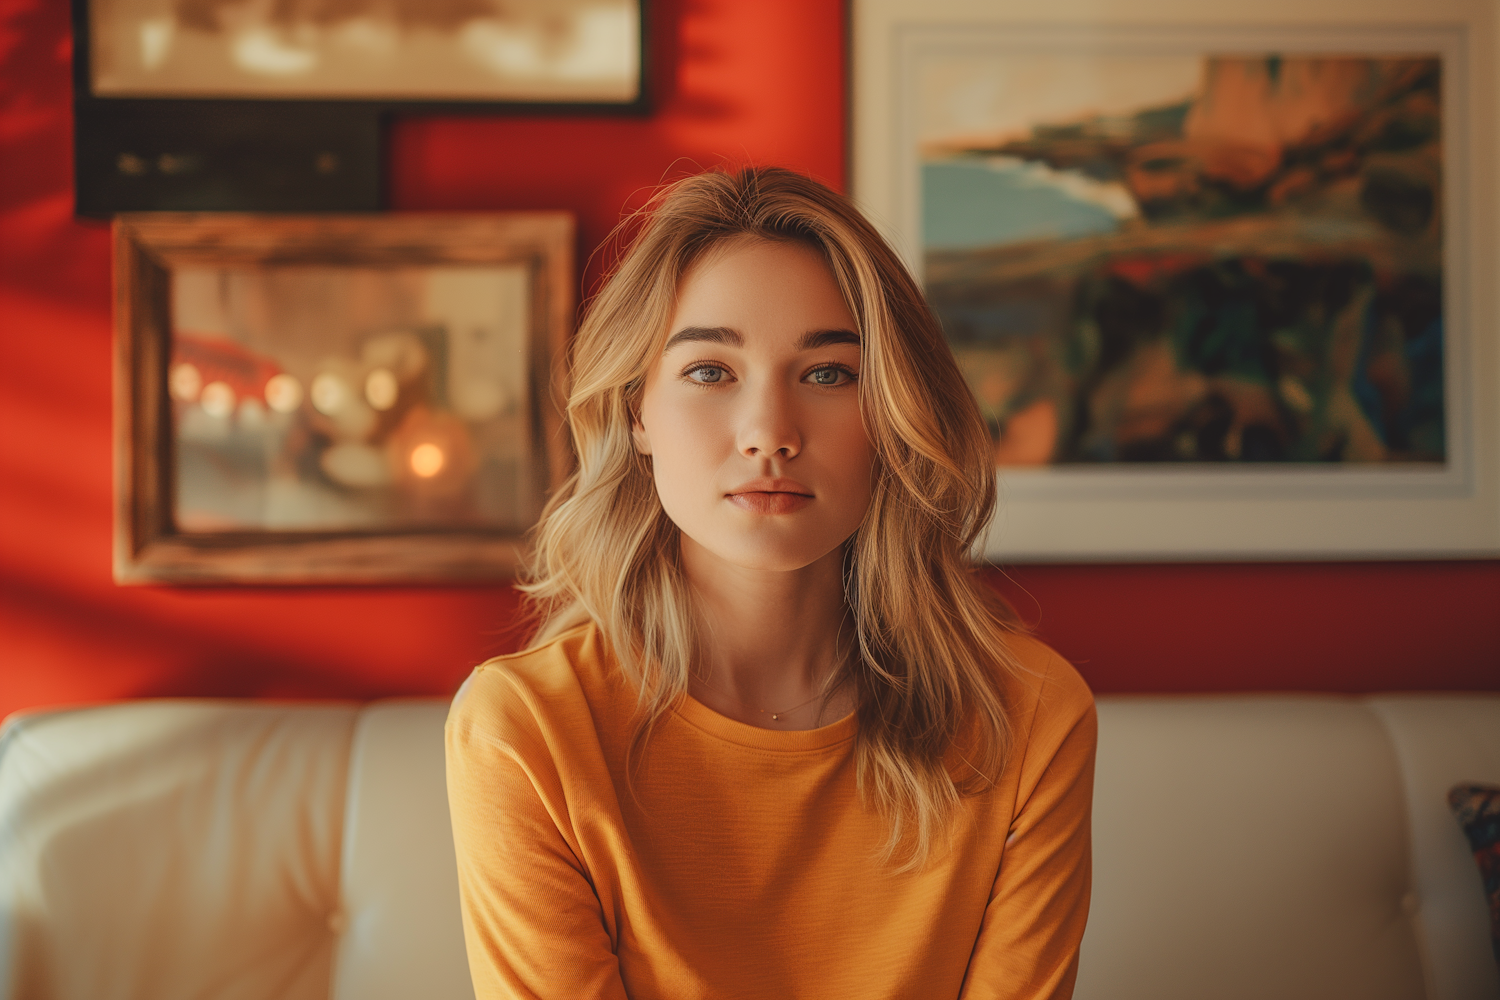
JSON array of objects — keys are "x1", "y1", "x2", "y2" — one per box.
[
  {"x1": 997, "y1": 630, "x2": 1096, "y2": 740},
  {"x1": 446, "y1": 620, "x2": 611, "y2": 748}
]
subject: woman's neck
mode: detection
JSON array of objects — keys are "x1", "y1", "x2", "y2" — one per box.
[{"x1": 680, "y1": 534, "x2": 856, "y2": 730}]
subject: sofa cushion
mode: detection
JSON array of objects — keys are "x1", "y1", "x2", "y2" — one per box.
[
  {"x1": 1367, "y1": 695, "x2": 1500, "y2": 1000},
  {"x1": 1075, "y1": 696, "x2": 1426, "y2": 1000},
  {"x1": 329, "y1": 700, "x2": 473, "y2": 1000},
  {"x1": 0, "y1": 701, "x2": 356, "y2": 1000},
  {"x1": 6, "y1": 694, "x2": 1499, "y2": 1000}
]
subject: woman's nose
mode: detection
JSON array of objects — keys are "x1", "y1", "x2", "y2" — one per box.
[{"x1": 737, "y1": 381, "x2": 801, "y2": 459}]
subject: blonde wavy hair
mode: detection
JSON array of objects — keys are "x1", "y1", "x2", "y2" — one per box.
[{"x1": 521, "y1": 166, "x2": 1021, "y2": 868}]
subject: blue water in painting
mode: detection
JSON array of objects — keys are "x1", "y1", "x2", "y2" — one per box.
[{"x1": 923, "y1": 159, "x2": 1123, "y2": 251}]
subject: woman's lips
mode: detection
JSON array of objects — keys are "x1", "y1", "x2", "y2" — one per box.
[{"x1": 726, "y1": 491, "x2": 813, "y2": 514}]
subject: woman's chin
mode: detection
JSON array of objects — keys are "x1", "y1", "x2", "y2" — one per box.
[{"x1": 680, "y1": 529, "x2": 845, "y2": 576}]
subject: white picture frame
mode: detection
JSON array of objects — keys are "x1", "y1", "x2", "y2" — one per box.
[{"x1": 852, "y1": 0, "x2": 1500, "y2": 560}]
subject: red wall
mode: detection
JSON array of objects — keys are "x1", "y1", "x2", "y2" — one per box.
[{"x1": 0, "y1": 0, "x2": 1494, "y2": 724}]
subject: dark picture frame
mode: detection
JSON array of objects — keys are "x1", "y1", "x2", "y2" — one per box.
[
  {"x1": 72, "y1": 0, "x2": 650, "y2": 214},
  {"x1": 113, "y1": 212, "x2": 575, "y2": 584}
]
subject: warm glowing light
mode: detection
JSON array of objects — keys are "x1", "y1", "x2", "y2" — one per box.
[
  {"x1": 365, "y1": 368, "x2": 399, "y2": 410},
  {"x1": 310, "y1": 373, "x2": 349, "y2": 415},
  {"x1": 460, "y1": 8, "x2": 636, "y2": 82},
  {"x1": 138, "y1": 16, "x2": 175, "y2": 70},
  {"x1": 264, "y1": 373, "x2": 303, "y2": 413},
  {"x1": 200, "y1": 381, "x2": 235, "y2": 419},
  {"x1": 231, "y1": 28, "x2": 318, "y2": 76},
  {"x1": 169, "y1": 362, "x2": 202, "y2": 402},
  {"x1": 410, "y1": 442, "x2": 445, "y2": 478},
  {"x1": 556, "y1": 7, "x2": 637, "y2": 81}
]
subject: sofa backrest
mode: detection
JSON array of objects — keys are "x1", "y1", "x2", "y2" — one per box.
[
  {"x1": 0, "y1": 702, "x2": 357, "y2": 1000},
  {"x1": 1077, "y1": 695, "x2": 1500, "y2": 1000},
  {"x1": 2, "y1": 694, "x2": 1497, "y2": 1000},
  {"x1": 1367, "y1": 697, "x2": 1500, "y2": 1000},
  {"x1": 329, "y1": 702, "x2": 472, "y2": 1000}
]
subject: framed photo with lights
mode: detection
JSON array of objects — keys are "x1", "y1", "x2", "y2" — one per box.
[{"x1": 113, "y1": 212, "x2": 574, "y2": 583}]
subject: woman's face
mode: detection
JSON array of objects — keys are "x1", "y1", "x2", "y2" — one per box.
[{"x1": 632, "y1": 237, "x2": 874, "y2": 573}]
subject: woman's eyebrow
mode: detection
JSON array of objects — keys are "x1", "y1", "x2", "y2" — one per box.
[
  {"x1": 796, "y1": 329, "x2": 861, "y2": 350},
  {"x1": 664, "y1": 326, "x2": 743, "y2": 351}
]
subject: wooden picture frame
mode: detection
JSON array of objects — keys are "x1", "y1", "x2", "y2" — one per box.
[
  {"x1": 113, "y1": 213, "x2": 575, "y2": 584},
  {"x1": 852, "y1": 0, "x2": 1500, "y2": 561}
]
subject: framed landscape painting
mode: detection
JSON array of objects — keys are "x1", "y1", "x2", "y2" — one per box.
[{"x1": 853, "y1": 0, "x2": 1500, "y2": 560}]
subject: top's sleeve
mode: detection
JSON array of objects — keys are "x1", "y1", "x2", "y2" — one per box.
[
  {"x1": 960, "y1": 652, "x2": 1098, "y2": 1000},
  {"x1": 445, "y1": 670, "x2": 630, "y2": 1000}
]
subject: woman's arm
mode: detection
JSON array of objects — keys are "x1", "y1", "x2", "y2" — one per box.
[
  {"x1": 960, "y1": 659, "x2": 1098, "y2": 1000},
  {"x1": 446, "y1": 697, "x2": 630, "y2": 1000}
]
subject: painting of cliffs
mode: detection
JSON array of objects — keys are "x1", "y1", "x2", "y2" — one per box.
[{"x1": 920, "y1": 54, "x2": 1444, "y2": 466}]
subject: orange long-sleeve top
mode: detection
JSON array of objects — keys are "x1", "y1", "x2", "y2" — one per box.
[{"x1": 445, "y1": 622, "x2": 1097, "y2": 1000}]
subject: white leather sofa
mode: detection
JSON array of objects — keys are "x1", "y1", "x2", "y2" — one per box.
[{"x1": 1, "y1": 694, "x2": 1496, "y2": 1000}]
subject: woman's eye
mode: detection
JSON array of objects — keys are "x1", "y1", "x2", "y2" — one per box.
[
  {"x1": 807, "y1": 366, "x2": 853, "y2": 386},
  {"x1": 688, "y1": 366, "x2": 726, "y2": 384}
]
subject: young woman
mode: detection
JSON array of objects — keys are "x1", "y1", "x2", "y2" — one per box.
[{"x1": 446, "y1": 167, "x2": 1096, "y2": 1000}]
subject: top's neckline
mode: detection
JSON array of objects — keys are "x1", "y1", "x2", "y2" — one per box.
[{"x1": 671, "y1": 692, "x2": 858, "y2": 752}]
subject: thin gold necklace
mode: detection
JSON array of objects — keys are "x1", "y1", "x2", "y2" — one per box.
[{"x1": 695, "y1": 676, "x2": 829, "y2": 722}]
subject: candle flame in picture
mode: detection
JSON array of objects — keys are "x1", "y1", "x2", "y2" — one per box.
[
  {"x1": 200, "y1": 381, "x2": 236, "y2": 419},
  {"x1": 310, "y1": 372, "x2": 350, "y2": 416},
  {"x1": 410, "y1": 442, "x2": 445, "y2": 478},
  {"x1": 170, "y1": 362, "x2": 203, "y2": 402},
  {"x1": 264, "y1": 373, "x2": 303, "y2": 414},
  {"x1": 365, "y1": 367, "x2": 399, "y2": 410}
]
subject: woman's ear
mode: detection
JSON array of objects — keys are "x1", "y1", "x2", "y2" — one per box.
[{"x1": 630, "y1": 410, "x2": 652, "y2": 455}]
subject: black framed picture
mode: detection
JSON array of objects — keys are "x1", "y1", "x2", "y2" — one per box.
[{"x1": 72, "y1": 0, "x2": 649, "y2": 214}]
